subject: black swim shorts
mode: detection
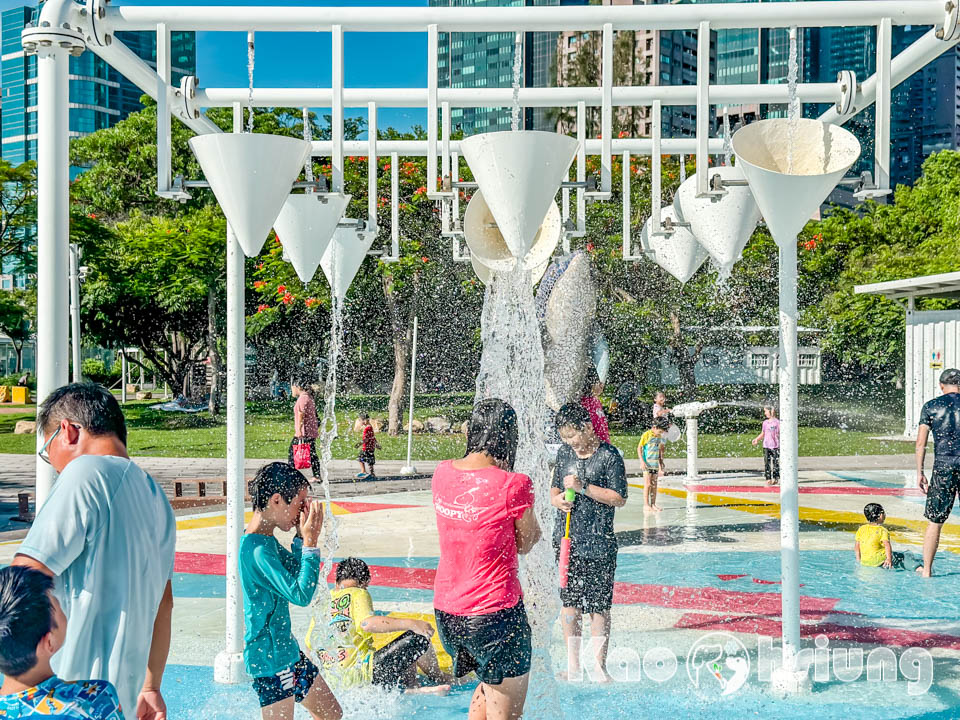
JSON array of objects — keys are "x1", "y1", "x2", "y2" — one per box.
[
  {"x1": 557, "y1": 550, "x2": 617, "y2": 614},
  {"x1": 371, "y1": 630, "x2": 431, "y2": 689},
  {"x1": 924, "y1": 459, "x2": 960, "y2": 524},
  {"x1": 251, "y1": 652, "x2": 319, "y2": 708},
  {"x1": 434, "y1": 599, "x2": 532, "y2": 685}
]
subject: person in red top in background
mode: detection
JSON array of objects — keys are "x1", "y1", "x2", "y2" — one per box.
[
  {"x1": 432, "y1": 399, "x2": 542, "y2": 720},
  {"x1": 579, "y1": 367, "x2": 610, "y2": 443},
  {"x1": 290, "y1": 378, "x2": 321, "y2": 479},
  {"x1": 356, "y1": 412, "x2": 379, "y2": 480}
]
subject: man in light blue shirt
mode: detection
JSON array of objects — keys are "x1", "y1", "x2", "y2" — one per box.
[{"x1": 13, "y1": 384, "x2": 176, "y2": 720}]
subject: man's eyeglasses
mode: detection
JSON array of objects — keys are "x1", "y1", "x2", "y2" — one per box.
[{"x1": 37, "y1": 424, "x2": 81, "y2": 465}]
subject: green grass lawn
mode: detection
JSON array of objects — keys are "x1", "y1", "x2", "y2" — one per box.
[{"x1": 0, "y1": 396, "x2": 911, "y2": 460}]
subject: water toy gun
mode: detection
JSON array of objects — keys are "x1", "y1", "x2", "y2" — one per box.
[{"x1": 558, "y1": 487, "x2": 576, "y2": 588}]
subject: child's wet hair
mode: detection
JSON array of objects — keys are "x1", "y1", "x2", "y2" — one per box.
[
  {"x1": 336, "y1": 557, "x2": 371, "y2": 585},
  {"x1": 864, "y1": 503, "x2": 885, "y2": 523},
  {"x1": 465, "y1": 398, "x2": 519, "y2": 470},
  {"x1": 555, "y1": 402, "x2": 592, "y2": 431},
  {"x1": 0, "y1": 566, "x2": 56, "y2": 677},
  {"x1": 249, "y1": 462, "x2": 311, "y2": 511},
  {"x1": 653, "y1": 416, "x2": 671, "y2": 431},
  {"x1": 359, "y1": 411, "x2": 370, "y2": 421}
]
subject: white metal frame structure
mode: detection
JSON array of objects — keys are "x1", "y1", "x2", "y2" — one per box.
[{"x1": 25, "y1": 0, "x2": 960, "y2": 688}]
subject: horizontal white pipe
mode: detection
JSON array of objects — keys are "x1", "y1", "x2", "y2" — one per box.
[
  {"x1": 196, "y1": 83, "x2": 839, "y2": 109},
  {"x1": 309, "y1": 138, "x2": 725, "y2": 157},
  {"x1": 104, "y1": 2, "x2": 942, "y2": 32},
  {"x1": 820, "y1": 28, "x2": 960, "y2": 124}
]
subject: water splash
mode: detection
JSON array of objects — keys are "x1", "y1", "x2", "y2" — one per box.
[
  {"x1": 511, "y1": 31, "x2": 523, "y2": 132},
  {"x1": 722, "y1": 106, "x2": 733, "y2": 166},
  {"x1": 786, "y1": 26, "x2": 800, "y2": 173},
  {"x1": 246, "y1": 31, "x2": 255, "y2": 133},
  {"x1": 679, "y1": 154, "x2": 687, "y2": 182},
  {"x1": 316, "y1": 300, "x2": 343, "y2": 576},
  {"x1": 475, "y1": 267, "x2": 562, "y2": 717},
  {"x1": 302, "y1": 107, "x2": 314, "y2": 187}
]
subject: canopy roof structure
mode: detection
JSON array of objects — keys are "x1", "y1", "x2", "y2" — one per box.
[{"x1": 855, "y1": 271, "x2": 960, "y2": 301}]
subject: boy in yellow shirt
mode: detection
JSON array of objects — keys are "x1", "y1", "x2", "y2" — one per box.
[
  {"x1": 316, "y1": 558, "x2": 451, "y2": 694},
  {"x1": 855, "y1": 503, "x2": 904, "y2": 569},
  {"x1": 637, "y1": 417, "x2": 670, "y2": 513}
]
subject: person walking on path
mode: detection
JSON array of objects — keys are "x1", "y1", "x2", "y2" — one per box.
[
  {"x1": 917, "y1": 368, "x2": 960, "y2": 577},
  {"x1": 752, "y1": 404, "x2": 781, "y2": 486},
  {"x1": 290, "y1": 378, "x2": 321, "y2": 479},
  {"x1": 431, "y1": 399, "x2": 542, "y2": 720},
  {"x1": 12, "y1": 383, "x2": 176, "y2": 720}
]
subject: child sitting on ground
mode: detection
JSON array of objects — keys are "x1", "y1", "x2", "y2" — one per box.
[
  {"x1": 855, "y1": 503, "x2": 905, "y2": 569},
  {"x1": 316, "y1": 557, "x2": 451, "y2": 695},
  {"x1": 0, "y1": 566, "x2": 123, "y2": 719},
  {"x1": 240, "y1": 462, "x2": 342, "y2": 720},
  {"x1": 355, "y1": 413, "x2": 380, "y2": 480},
  {"x1": 638, "y1": 416, "x2": 670, "y2": 513}
]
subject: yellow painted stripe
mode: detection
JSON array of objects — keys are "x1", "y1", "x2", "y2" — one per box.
[{"x1": 173, "y1": 501, "x2": 354, "y2": 532}]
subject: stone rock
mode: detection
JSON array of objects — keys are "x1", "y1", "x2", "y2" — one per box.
[
  {"x1": 136, "y1": 391, "x2": 153, "y2": 400},
  {"x1": 460, "y1": 421, "x2": 469, "y2": 436},
  {"x1": 370, "y1": 418, "x2": 384, "y2": 433},
  {"x1": 426, "y1": 416, "x2": 452, "y2": 433},
  {"x1": 14, "y1": 420, "x2": 36, "y2": 435},
  {"x1": 126, "y1": 384, "x2": 138, "y2": 394},
  {"x1": 408, "y1": 419, "x2": 425, "y2": 434}
]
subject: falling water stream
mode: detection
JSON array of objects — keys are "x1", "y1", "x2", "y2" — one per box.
[
  {"x1": 786, "y1": 26, "x2": 800, "y2": 173},
  {"x1": 722, "y1": 106, "x2": 733, "y2": 166},
  {"x1": 246, "y1": 31, "x2": 256, "y2": 133},
  {"x1": 511, "y1": 31, "x2": 523, "y2": 131},
  {"x1": 302, "y1": 106, "x2": 315, "y2": 186}
]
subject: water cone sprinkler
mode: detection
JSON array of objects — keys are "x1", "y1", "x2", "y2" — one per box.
[
  {"x1": 641, "y1": 206, "x2": 709, "y2": 284},
  {"x1": 274, "y1": 193, "x2": 351, "y2": 283},
  {"x1": 320, "y1": 227, "x2": 376, "y2": 303}
]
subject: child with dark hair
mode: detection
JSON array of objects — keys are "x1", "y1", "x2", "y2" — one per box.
[
  {"x1": 290, "y1": 378, "x2": 321, "y2": 479},
  {"x1": 355, "y1": 412, "x2": 379, "y2": 480},
  {"x1": 855, "y1": 503, "x2": 905, "y2": 569},
  {"x1": 579, "y1": 367, "x2": 610, "y2": 443},
  {"x1": 0, "y1": 566, "x2": 122, "y2": 719},
  {"x1": 550, "y1": 402, "x2": 626, "y2": 683},
  {"x1": 315, "y1": 557, "x2": 451, "y2": 694},
  {"x1": 637, "y1": 416, "x2": 670, "y2": 513},
  {"x1": 752, "y1": 404, "x2": 781, "y2": 486},
  {"x1": 240, "y1": 462, "x2": 342, "y2": 720}
]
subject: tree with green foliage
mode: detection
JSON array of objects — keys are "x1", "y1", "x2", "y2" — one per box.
[
  {"x1": 0, "y1": 159, "x2": 37, "y2": 277},
  {"x1": 0, "y1": 288, "x2": 34, "y2": 373}
]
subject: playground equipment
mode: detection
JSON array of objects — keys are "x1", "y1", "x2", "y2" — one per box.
[
  {"x1": 273, "y1": 193, "x2": 351, "y2": 283},
  {"x1": 671, "y1": 401, "x2": 720, "y2": 483}
]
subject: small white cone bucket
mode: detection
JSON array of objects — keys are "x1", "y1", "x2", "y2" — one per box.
[
  {"x1": 673, "y1": 165, "x2": 761, "y2": 276},
  {"x1": 464, "y1": 189, "x2": 561, "y2": 272},
  {"x1": 320, "y1": 227, "x2": 376, "y2": 304},
  {"x1": 641, "y1": 206, "x2": 709, "y2": 284},
  {"x1": 459, "y1": 131, "x2": 578, "y2": 260},
  {"x1": 731, "y1": 118, "x2": 861, "y2": 246},
  {"x1": 189, "y1": 133, "x2": 311, "y2": 258},
  {"x1": 274, "y1": 193, "x2": 351, "y2": 283}
]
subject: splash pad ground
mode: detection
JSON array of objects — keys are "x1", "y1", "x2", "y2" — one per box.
[{"x1": 3, "y1": 465, "x2": 959, "y2": 719}]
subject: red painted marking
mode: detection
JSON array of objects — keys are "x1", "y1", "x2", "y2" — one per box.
[
  {"x1": 717, "y1": 574, "x2": 748, "y2": 581},
  {"x1": 686, "y1": 485, "x2": 923, "y2": 497},
  {"x1": 674, "y1": 613, "x2": 960, "y2": 651},
  {"x1": 333, "y1": 501, "x2": 419, "y2": 514},
  {"x1": 174, "y1": 552, "x2": 226, "y2": 576},
  {"x1": 611, "y1": 582, "x2": 837, "y2": 619},
  {"x1": 326, "y1": 564, "x2": 436, "y2": 590}
]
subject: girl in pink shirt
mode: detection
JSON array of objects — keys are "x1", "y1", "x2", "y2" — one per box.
[
  {"x1": 579, "y1": 368, "x2": 610, "y2": 443},
  {"x1": 290, "y1": 378, "x2": 320, "y2": 479},
  {"x1": 432, "y1": 399, "x2": 541, "y2": 720},
  {"x1": 752, "y1": 405, "x2": 780, "y2": 486}
]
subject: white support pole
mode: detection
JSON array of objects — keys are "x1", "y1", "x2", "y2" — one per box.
[
  {"x1": 367, "y1": 102, "x2": 378, "y2": 231},
  {"x1": 399, "y1": 316, "x2": 419, "y2": 476},
  {"x1": 388, "y1": 151, "x2": 400, "y2": 261},
  {"x1": 427, "y1": 24, "x2": 439, "y2": 198},
  {"x1": 905, "y1": 296, "x2": 916, "y2": 436},
  {"x1": 69, "y1": 244, "x2": 81, "y2": 383},
  {"x1": 331, "y1": 25, "x2": 344, "y2": 193},
  {"x1": 441, "y1": 101, "x2": 451, "y2": 231},
  {"x1": 696, "y1": 20, "x2": 711, "y2": 196},
  {"x1": 214, "y1": 102, "x2": 248, "y2": 686},
  {"x1": 599, "y1": 23, "x2": 613, "y2": 196},
  {"x1": 156, "y1": 22, "x2": 172, "y2": 193},
  {"x1": 685, "y1": 417, "x2": 699, "y2": 482},
  {"x1": 875, "y1": 17, "x2": 892, "y2": 191},
  {"x1": 621, "y1": 150, "x2": 632, "y2": 258},
  {"x1": 576, "y1": 100, "x2": 586, "y2": 231},
  {"x1": 778, "y1": 235, "x2": 803, "y2": 681},
  {"x1": 34, "y1": 41, "x2": 71, "y2": 507},
  {"x1": 651, "y1": 100, "x2": 662, "y2": 233},
  {"x1": 121, "y1": 352, "x2": 128, "y2": 403}
]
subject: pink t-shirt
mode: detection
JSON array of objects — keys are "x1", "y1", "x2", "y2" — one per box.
[
  {"x1": 294, "y1": 393, "x2": 318, "y2": 440},
  {"x1": 762, "y1": 417, "x2": 781, "y2": 449},
  {"x1": 580, "y1": 395, "x2": 610, "y2": 443},
  {"x1": 432, "y1": 460, "x2": 535, "y2": 616}
]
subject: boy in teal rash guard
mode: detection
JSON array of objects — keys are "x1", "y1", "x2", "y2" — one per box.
[{"x1": 240, "y1": 462, "x2": 342, "y2": 720}]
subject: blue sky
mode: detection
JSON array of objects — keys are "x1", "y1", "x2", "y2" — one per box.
[{"x1": 8, "y1": 0, "x2": 430, "y2": 133}]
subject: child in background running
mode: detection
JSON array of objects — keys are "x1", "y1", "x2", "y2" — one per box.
[
  {"x1": 240, "y1": 462, "x2": 342, "y2": 720},
  {"x1": 637, "y1": 416, "x2": 670, "y2": 513},
  {"x1": 855, "y1": 503, "x2": 905, "y2": 569},
  {"x1": 752, "y1": 405, "x2": 780, "y2": 486},
  {"x1": 356, "y1": 413, "x2": 379, "y2": 480},
  {"x1": 0, "y1": 566, "x2": 123, "y2": 719}
]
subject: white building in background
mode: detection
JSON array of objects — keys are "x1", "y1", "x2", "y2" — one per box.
[{"x1": 856, "y1": 271, "x2": 960, "y2": 436}]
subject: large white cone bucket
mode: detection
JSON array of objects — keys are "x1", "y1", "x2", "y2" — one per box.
[
  {"x1": 464, "y1": 189, "x2": 561, "y2": 272},
  {"x1": 641, "y1": 206, "x2": 709, "y2": 284},
  {"x1": 673, "y1": 165, "x2": 761, "y2": 276},
  {"x1": 274, "y1": 193, "x2": 351, "y2": 283},
  {"x1": 459, "y1": 131, "x2": 577, "y2": 260},
  {"x1": 189, "y1": 133, "x2": 311, "y2": 257},
  {"x1": 471, "y1": 254, "x2": 549, "y2": 286},
  {"x1": 731, "y1": 118, "x2": 861, "y2": 245},
  {"x1": 320, "y1": 227, "x2": 376, "y2": 303}
]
